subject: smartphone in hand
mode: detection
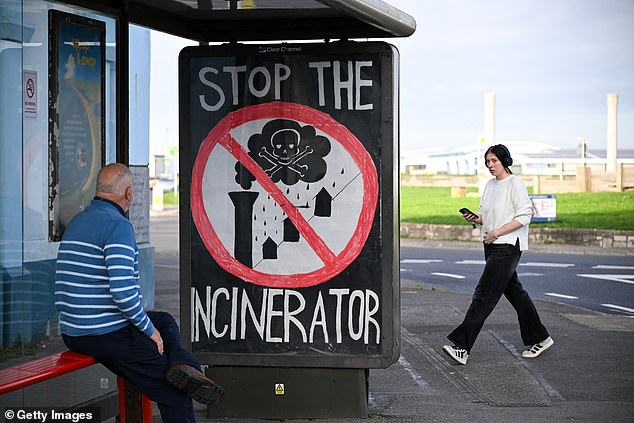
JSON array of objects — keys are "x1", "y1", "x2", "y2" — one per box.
[{"x1": 459, "y1": 208, "x2": 478, "y2": 228}]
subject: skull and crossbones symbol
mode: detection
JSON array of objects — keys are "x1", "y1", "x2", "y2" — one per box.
[
  {"x1": 234, "y1": 119, "x2": 330, "y2": 190},
  {"x1": 258, "y1": 128, "x2": 314, "y2": 178}
]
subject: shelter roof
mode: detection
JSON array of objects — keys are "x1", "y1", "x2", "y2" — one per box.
[{"x1": 75, "y1": 0, "x2": 415, "y2": 41}]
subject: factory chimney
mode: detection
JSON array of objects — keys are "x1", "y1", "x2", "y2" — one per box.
[
  {"x1": 606, "y1": 93, "x2": 618, "y2": 172},
  {"x1": 484, "y1": 93, "x2": 496, "y2": 146}
]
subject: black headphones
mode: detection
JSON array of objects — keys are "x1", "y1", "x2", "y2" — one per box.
[{"x1": 497, "y1": 144, "x2": 513, "y2": 167}]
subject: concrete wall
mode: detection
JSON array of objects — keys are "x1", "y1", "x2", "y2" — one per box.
[{"x1": 401, "y1": 222, "x2": 634, "y2": 253}]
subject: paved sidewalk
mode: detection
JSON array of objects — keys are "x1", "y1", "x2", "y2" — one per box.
[{"x1": 150, "y1": 211, "x2": 634, "y2": 423}]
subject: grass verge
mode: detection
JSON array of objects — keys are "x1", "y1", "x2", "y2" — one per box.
[{"x1": 400, "y1": 186, "x2": 634, "y2": 230}]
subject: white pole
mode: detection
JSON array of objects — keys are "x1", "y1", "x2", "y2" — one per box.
[
  {"x1": 479, "y1": 93, "x2": 496, "y2": 193},
  {"x1": 484, "y1": 93, "x2": 496, "y2": 147},
  {"x1": 606, "y1": 94, "x2": 618, "y2": 172}
]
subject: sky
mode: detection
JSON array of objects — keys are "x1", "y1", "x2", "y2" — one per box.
[{"x1": 149, "y1": 0, "x2": 634, "y2": 156}]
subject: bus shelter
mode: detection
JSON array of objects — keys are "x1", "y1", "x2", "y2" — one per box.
[{"x1": 0, "y1": 0, "x2": 415, "y2": 419}]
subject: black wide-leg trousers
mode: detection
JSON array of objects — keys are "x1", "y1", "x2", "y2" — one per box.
[
  {"x1": 63, "y1": 311, "x2": 199, "y2": 423},
  {"x1": 447, "y1": 241, "x2": 549, "y2": 353}
]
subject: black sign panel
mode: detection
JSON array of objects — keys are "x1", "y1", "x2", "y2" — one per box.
[{"x1": 179, "y1": 42, "x2": 399, "y2": 368}]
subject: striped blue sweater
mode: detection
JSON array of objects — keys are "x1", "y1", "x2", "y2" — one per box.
[{"x1": 55, "y1": 199, "x2": 155, "y2": 338}]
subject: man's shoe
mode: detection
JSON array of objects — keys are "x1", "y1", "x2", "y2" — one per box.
[
  {"x1": 443, "y1": 345, "x2": 469, "y2": 365},
  {"x1": 522, "y1": 336, "x2": 554, "y2": 358},
  {"x1": 166, "y1": 364, "x2": 224, "y2": 404}
]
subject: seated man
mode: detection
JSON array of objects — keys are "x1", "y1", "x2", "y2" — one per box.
[{"x1": 55, "y1": 163, "x2": 223, "y2": 423}]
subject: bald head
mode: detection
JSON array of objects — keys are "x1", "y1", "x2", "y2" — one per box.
[{"x1": 96, "y1": 163, "x2": 134, "y2": 211}]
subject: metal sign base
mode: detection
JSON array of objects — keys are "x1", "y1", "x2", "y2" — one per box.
[{"x1": 206, "y1": 366, "x2": 369, "y2": 419}]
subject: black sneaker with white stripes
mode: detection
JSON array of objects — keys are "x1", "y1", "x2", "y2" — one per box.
[
  {"x1": 442, "y1": 345, "x2": 469, "y2": 365},
  {"x1": 522, "y1": 336, "x2": 554, "y2": 358}
]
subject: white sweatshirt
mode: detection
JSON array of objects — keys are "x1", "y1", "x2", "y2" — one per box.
[{"x1": 478, "y1": 175, "x2": 533, "y2": 251}]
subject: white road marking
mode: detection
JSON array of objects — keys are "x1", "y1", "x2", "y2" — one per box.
[
  {"x1": 545, "y1": 292, "x2": 578, "y2": 300},
  {"x1": 601, "y1": 304, "x2": 634, "y2": 314},
  {"x1": 521, "y1": 262, "x2": 575, "y2": 268},
  {"x1": 401, "y1": 259, "x2": 443, "y2": 264},
  {"x1": 431, "y1": 272, "x2": 466, "y2": 279},
  {"x1": 398, "y1": 355, "x2": 432, "y2": 393},
  {"x1": 577, "y1": 274, "x2": 634, "y2": 285},
  {"x1": 400, "y1": 268, "x2": 413, "y2": 273},
  {"x1": 518, "y1": 272, "x2": 544, "y2": 277},
  {"x1": 593, "y1": 265, "x2": 634, "y2": 270},
  {"x1": 456, "y1": 260, "x2": 575, "y2": 268}
]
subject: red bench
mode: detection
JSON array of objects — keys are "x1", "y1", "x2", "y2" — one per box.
[{"x1": 0, "y1": 350, "x2": 152, "y2": 423}]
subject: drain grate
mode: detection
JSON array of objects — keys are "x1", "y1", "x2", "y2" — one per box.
[{"x1": 489, "y1": 402, "x2": 551, "y2": 408}]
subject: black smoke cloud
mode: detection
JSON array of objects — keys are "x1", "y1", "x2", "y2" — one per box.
[{"x1": 235, "y1": 119, "x2": 331, "y2": 189}]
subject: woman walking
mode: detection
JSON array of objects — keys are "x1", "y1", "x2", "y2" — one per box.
[{"x1": 443, "y1": 144, "x2": 553, "y2": 365}]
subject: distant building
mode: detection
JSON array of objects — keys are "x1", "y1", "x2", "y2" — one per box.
[{"x1": 401, "y1": 143, "x2": 634, "y2": 176}]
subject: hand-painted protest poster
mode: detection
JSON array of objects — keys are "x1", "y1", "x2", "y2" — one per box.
[{"x1": 179, "y1": 42, "x2": 399, "y2": 368}]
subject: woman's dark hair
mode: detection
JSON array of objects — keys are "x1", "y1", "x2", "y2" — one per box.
[{"x1": 485, "y1": 144, "x2": 513, "y2": 174}]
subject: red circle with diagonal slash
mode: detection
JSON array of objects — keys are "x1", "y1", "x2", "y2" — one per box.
[
  {"x1": 191, "y1": 101, "x2": 378, "y2": 288},
  {"x1": 26, "y1": 78, "x2": 35, "y2": 98}
]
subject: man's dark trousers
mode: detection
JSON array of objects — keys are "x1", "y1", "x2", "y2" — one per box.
[
  {"x1": 63, "y1": 311, "x2": 199, "y2": 423},
  {"x1": 447, "y1": 242, "x2": 550, "y2": 352}
]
